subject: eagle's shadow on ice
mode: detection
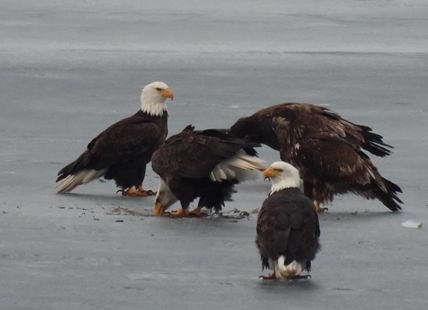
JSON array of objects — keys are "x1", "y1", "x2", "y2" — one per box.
[
  {"x1": 317, "y1": 210, "x2": 402, "y2": 225},
  {"x1": 55, "y1": 192, "x2": 402, "y2": 221},
  {"x1": 254, "y1": 277, "x2": 320, "y2": 292},
  {"x1": 56, "y1": 192, "x2": 155, "y2": 203}
]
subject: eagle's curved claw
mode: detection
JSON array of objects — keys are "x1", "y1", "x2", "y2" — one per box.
[
  {"x1": 121, "y1": 186, "x2": 156, "y2": 197},
  {"x1": 163, "y1": 208, "x2": 190, "y2": 217}
]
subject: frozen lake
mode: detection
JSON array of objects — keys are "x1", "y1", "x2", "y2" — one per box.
[{"x1": 1, "y1": 1, "x2": 427, "y2": 309}]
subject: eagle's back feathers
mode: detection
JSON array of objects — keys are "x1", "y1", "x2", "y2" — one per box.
[
  {"x1": 56, "y1": 110, "x2": 168, "y2": 193},
  {"x1": 256, "y1": 188, "x2": 320, "y2": 273},
  {"x1": 152, "y1": 126, "x2": 265, "y2": 212},
  {"x1": 230, "y1": 102, "x2": 402, "y2": 211}
]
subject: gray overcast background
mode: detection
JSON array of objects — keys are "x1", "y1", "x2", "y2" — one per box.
[{"x1": 1, "y1": 1, "x2": 427, "y2": 309}]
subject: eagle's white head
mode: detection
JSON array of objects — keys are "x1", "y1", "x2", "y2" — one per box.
[
  {"x1": 140, "y1": 81, "x2": 174, "y2": 116},
  {"x1": 263, "y1": 161, "x2": 301, "y2": 195}
]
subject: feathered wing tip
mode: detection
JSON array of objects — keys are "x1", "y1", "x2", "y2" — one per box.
[
  {"x1": 56, "y1": 169, "x2": 107, "y2": 193},
  {"x1": 209, "y1": 150, "x2": 266, "y2": 182},
  {"x1": 181, "y1": 124, "x2": 195, "y2": 133},
  {"x1": 377, "y1": 177, "x2": 403, "y2": 212},
  {"x1": 360, "y1": 126, "x2": 393, "y2": 157},
  {"x1": 382, "y1": 177, "x2": 403, "y2": 195},
  {"x1": 357, "y1": 176, "x2": 403, "y2": 212}
]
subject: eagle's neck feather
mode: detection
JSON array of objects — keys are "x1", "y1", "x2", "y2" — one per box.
[
  {"x1": 269, "y1": 178, "x2": 300, "y2": 195},
  {"x1": 140, "y1": 96, "x2": 168, "y2": 117}
]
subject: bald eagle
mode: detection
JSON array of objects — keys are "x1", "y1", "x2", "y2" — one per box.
[
  {"x1": 256, "y1": 161, "x2": 320, "y2": 280},
  {"x1": 228, "y1": 103, "x2": 401, "y2": 211},
  {"x1": 230, "y1": 103, "x2": 393, "y2": 157},
  {"x1": 152, "y1": 125, "x2": 266, "y2": 217},
  {"x1": 56, "y1": 81, "x2": 173, "y2": 196},
  {"x1": 272, "y1": 113, "x2": 402, "y2": 212}
]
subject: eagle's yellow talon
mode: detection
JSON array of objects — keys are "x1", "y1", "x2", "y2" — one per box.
[
  {"x1": 122, "y1": 185, "x2": 156, "y2": 197},
  {"x1": 314, "y1": 201, "x2": 328, "y2": 213},
  {"x1": 163, "y1": 207, "x2": 190, "y2": 217}
]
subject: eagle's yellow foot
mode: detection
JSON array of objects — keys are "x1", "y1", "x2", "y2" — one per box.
[
  {"x1": 163, "y1": 207, "x2": 190, "y2": 218},
  {"x1": 314, "y1": 201, "x2": 328, "y2": 213},
  {"x1": 259, "y1": 272, "x2": 277, "y2": 280},
  {"x1": 189, "y1": 206, "x2": 207, "y2": 217},
  {"x1": 121, "y1": 186, "x2": 156, "y2": 197}
]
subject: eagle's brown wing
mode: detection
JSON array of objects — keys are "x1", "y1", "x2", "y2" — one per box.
[
  {"x1": 57, "y1": 115, "x2": 164, "y2": 181},
  {"x1": 151, "y1": 129, "x2": 254, "y2": 180},
  {"x1": 293, "y1": 135, "x2": 402, "y2": 211},
  {"x1": 230, "y1": 102, "x2": 392, "y2": 157},
  {"x1": 273, "y1": 103, "x2": 393, "y2": 157}
]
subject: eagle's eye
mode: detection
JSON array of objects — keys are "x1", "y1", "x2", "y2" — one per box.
[
  {"x1": 155, "y1": 87, "x2": 163, "y2": 92},
  {"x1": 275, "y1": 168, "x2": 284, "y2": 172}
]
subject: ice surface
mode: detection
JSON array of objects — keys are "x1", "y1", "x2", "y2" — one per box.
[{"x1": 1, "y1": 0, "x2": 428, "y2": 309}]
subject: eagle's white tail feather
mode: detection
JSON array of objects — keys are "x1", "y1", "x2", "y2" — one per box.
[
  {"x1": 273, "y1": 255, "x2": 303, "y2": 279},
  {"x1": 209, "y1": 150, "x2": 266, "y2": 182},
  {"x1": 56, "y1": 169, "x2": 107, "y2": 193}
]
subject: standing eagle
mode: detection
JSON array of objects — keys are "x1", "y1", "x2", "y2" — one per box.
[
  {"x1": 229, "y1": 103, "x2": 393, "y2": 158},
  {"x1": 256, "y1": 161, "x2": 320, "y2": 280},
  {"x1": 229, "y1": 103, "x2": 402, "y2": 211},
  {"x1": 151, "y1": 125, "x2": 266, "y2": 217},
  {"x1": 272, "y1": 112, "x2": 403, "y2": 212},
  {"x1": 56, "y1": 81, "x2": 173, "y2": 196}
]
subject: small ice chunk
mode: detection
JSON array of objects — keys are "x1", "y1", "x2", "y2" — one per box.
[{"x1": 402, "y1": 220, "x2": 422, "y2": 229}]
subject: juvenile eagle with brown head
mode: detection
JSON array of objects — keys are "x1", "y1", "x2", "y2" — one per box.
[
  {"x1": 56, "y1": 81, "x2": 173, "y2": 196},
  {"x1": 256, "y1": 161, "x2": 320, "y2": 280},
  {"x1": 152, "y1": 125, "x2": 266, "y2": 217}
]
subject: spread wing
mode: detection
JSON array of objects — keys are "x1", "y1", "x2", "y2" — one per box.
[
  {"x1": 230, "y1": 102, "x2": 392, "y2": 157},
  {"x1": 274, "y1": 103, "x2": 393, "y2": 156}
]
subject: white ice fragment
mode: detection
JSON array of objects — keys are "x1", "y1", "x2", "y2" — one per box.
[{"x1": 402, "y1": 220, "x2": 422, "y2": 229}]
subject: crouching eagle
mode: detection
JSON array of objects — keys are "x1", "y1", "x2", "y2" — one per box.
[
  {"x1": 56, "y1": 81, "x2": 173, "y2": 196},
  {"x1": 256, "y1": 161, "x2": 320, "y2": 280},
  {"x1": 151, "y1": 125, "x2": 266, "y2": 217}
]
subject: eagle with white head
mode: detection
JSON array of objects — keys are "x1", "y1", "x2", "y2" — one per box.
[
  {"x1": 56, "y1": 81, "x2": 173, "y2": 195},
  {"x1": 256, "y1": 161, "x2": 320, "y2": 280}
]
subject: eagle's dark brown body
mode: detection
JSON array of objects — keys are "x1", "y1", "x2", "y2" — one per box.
[
  {"x1": 256, "y1": 188, "x2": 320, "y2": 274},
  {"x1": 230, "y1": 103, "x2": 402, "y2": 211},
  {"x1": 272, "y1": 109, "x2": 402, "y2": 211},
  {"x1": 56, "y1": 110, "x2": 168, "y2": 192},
  {"x1": 230, "y1": 103, "x2": 393, "y2": 157},
  {"x1": 152, "y1": 126, "x2": 263, "y2": 213}
]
